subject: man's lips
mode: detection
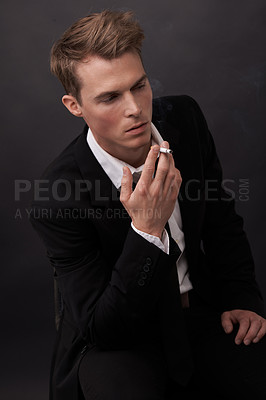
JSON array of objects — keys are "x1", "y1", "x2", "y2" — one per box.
[{"x1": 125, "y1": 122, "x2": 148, "y2": 132}]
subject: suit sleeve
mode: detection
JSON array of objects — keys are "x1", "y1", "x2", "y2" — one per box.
[
  {"x1": 189, "y1": 97, "x2": 265, "y2": 316},
  {"x1": 30, "y1": 205, "x2": 180, "y2": 349}
]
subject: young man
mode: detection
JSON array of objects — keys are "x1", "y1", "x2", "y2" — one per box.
[{"x1": 31, "y1": 10, "x2": 266, "y2": 400}]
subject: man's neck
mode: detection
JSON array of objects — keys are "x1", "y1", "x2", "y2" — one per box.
[
  {"x1": 96, "y1": 139, "x2": 151, "y2": 168},
  {"x1": 120, "y1": 142, "x2": 151, "y2": 168}
]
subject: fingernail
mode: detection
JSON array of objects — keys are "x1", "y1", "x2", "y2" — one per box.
[
  {"x1": 235, "y1": 339, "x2": 241, "y2": 345},
  {"x1": 244, "y1": 339, "x2": 251, "y2": 346}
]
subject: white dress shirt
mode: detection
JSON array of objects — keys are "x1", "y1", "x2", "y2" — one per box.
[{"x1": 87, "y1": 123, "x2": 193, "y2": 294}]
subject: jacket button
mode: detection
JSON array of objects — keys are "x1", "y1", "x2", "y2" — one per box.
[
  {"x1": 143, "y1": 264, "x2": 150, "y2": 273},
  {"x1": 138, "y1": 279, "x2": 145, "y2": 286},
  {"x1": 140, "y1": 272, "x2": 147, "y2": 279},
  {"x1": 146, "y1": 257, "x2": 152, "y2": 266}
]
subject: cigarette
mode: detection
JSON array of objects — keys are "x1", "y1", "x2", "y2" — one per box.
[{"x1": 159, "y1": 147, "x2": 173, "y2": 154}]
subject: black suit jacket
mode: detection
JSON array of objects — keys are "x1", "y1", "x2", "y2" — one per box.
[{"x1": 30, "y1": 95, "x2": 264, "y2": 400}]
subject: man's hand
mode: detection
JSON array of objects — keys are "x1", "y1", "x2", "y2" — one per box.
[
  {"x1": 120, "y1": 141, "x2": 181, "y2": 239},
  {"x1": 221, "y1": 309, "x2": 266, "y2": 345}
]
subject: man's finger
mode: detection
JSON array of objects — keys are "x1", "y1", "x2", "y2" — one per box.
[
  {"x1": 140, "y1": 145, "x2": 160, "y2": 186},
  {"x1": 253, "y1": 320, "x2": 266, "y2": 343},
  {"x1": 242, "y1": 319, "x2": 262, "y2": 345},
  {"x1": 164, "y1": 168, "x2": 181, "y2": 201},
  {"x1": 120, "y1": 167, "x2": 133, "y2": 202},
  {"x1": 154, "y1": 142, "x2": 171, "y2": 184},
  {"x1": 235, "y1": 318, "x2": 250, "y2": 345},
  {"x1": 221, "y1": 312, "x2": 234, "y2": 334}
]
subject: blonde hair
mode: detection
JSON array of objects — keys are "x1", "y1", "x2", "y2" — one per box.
[{"x1": 50, "y1": 10, "x2": 145, "y2": 103}]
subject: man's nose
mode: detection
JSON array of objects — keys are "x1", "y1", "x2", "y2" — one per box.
[{"x1": 124, "y1": 93, "x2": 142, "y2": 117}]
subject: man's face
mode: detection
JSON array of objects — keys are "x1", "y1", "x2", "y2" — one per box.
[{"x1": 67, "y1": 52, "x2": 153, "y2": 162}]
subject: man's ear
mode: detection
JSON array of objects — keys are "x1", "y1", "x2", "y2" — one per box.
[{"x1": 62, "y1": 95, "x2": 83, "y2": 117}]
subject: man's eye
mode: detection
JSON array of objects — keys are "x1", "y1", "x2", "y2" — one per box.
[
  {"x1": 134, "y1": 83, "x2": 146, "y2": 90},
  {"x1": 102, "y1": 95, "x2": 118, "y2": 103}
]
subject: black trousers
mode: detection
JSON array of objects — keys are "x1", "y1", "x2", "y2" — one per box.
[{"x1": 79, "y1": 293, "x2": 266, "y2": 400}]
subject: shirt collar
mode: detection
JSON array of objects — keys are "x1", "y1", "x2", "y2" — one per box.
[{"x1": 87, "y1": 122, "x2": 164, "y2": 189}]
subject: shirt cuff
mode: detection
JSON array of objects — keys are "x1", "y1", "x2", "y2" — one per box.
[{"x1": 131, "y1": 222, "x2": 169, "y2": 254}]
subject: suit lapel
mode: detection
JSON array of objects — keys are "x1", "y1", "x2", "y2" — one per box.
[
  {"x1": 73, "y1": 127, "x2": 121, "y2": 207},
  {"x1": 73, "y1": 127, "x2": 131, "y2": 250}
]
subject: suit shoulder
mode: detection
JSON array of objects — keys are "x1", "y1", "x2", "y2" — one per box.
[
  {"x1": 152, "y1": 95, "x2": 213, "y2": 160},
  {"x1": 153, "y1": 95, "x2": 209, "y2": 129},
  {"x1": 152, "y1": 94, "x2": 208, "y2": 115},
  {"x1": 30, "y1": 128, "x2": 88, "y2": 210},
  {"x1": 40, "y1": 132, "x2": 84, "y2": 182}
]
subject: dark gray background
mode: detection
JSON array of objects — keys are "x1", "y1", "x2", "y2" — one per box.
[{"x1": 1, "y1": 0, "x2": 265, "y2": 398}]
